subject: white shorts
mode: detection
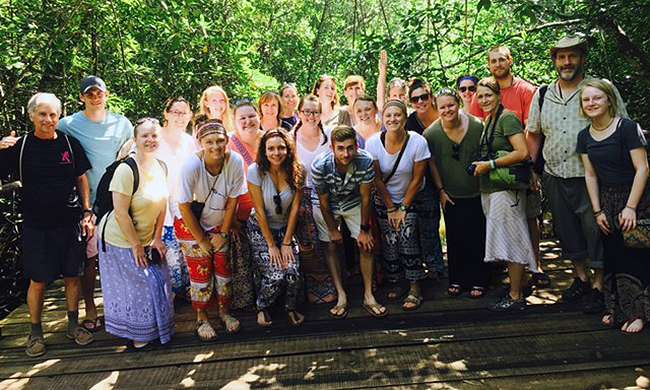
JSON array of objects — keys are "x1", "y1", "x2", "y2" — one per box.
[{"x1": 313, "y1": 204, "x2": 362, "y2": 242}]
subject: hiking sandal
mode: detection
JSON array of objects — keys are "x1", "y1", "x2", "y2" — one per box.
[
  {"x1": 402, "y1": 292, "x2": 423, "y2": 311},
  {"x1": 195, "y1": 320, "x2": 218, "y2": 341},
  {"x1": 221, "y1": 314, "x2": 241, "y2": 334}
]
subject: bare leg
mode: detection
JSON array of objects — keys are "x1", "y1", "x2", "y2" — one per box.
[
  {"x1": 324, "y1": 242, "x2": 347, "y2": 315},
  {"x1": 63, "y1": 277, "x2": 81, "y2": 313},
  {"x1": 572, "y1": 259, "x2": 589, "y2": 282},
  {"x1": 80, "y1": 256, "x2": 98, "y2": 320},
  {"x1": 507, "y1": 263, "x2": 526, "y2": 301},
  {"x1": 592, "y1": 269, "x2": 604, "y2": 291},
  {"x1": 27, "y1": 280, "x2": 47, "y2": 326},
  {"x1": 527, "y1": 217, "x2": 543, "y2": 273}
]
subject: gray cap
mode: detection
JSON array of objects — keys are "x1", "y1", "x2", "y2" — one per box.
[{"x1": 80, "y1": 76, "x2": 107, "y2": 94}]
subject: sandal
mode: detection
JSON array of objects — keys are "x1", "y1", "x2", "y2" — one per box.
[
  {"x1": 387, "y1": 282, "x2": 407, "y2": 301},
  {"x1": 621, "y1": 318, "x2": 644, "y2": 334},
  {"x1": 447, "y1": 284, "x2": 462, "y2": 296},
  {"x1": 286, "y1": 310, "x2": 305, "y2": 327},
  {"x1": 531, "y1": 272, "x2": 552, "y2": 288},
  {"x1": 195, "y1": 320, "x2": 218, "y2": 342},
  {"x1": 402, "y1": 291, "x2": 423, "y2": 311},
  {"x1": 330, "y1": 304, "x2": 348, "y2": 319},
  {"x1": 221, "y1": 314, "x2": 241, "y2": 334},
  {"x1": 470, "y1": 286, "x2": 486, "y2": 299},
  {"x1": 82, "y1": 316, "x2": 104, "y2": 333},
  {"x1": 363, "y1": 302, "x2": 388, "y2": 318},
  {"x1": 257, "y1": 310, "x2": 274, "y2": 328}
]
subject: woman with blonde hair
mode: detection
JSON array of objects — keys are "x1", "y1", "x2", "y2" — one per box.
[
  {"x1": 198, "y1": 86, "x2": 233, "y2": 132},
  {"x1": 312, "y1": 75, "x2": 341, "y2": 127}
]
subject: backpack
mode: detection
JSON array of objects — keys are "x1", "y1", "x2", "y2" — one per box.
[
  {"x1": 94, "y1": 155, "x2": 167, "y2": 252},
  {"x1": 533, "y1": 85, "x2": 548, "y2": 174}
]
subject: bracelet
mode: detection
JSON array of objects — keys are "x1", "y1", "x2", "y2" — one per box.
[
  {"x1": 625, "y1": 205, "x2": 637, "y2": 211},
  {"x1": 281, "y1": 242, "x2": 292, "y2": 247},
  {"x1": 387, "y1": 206, "x2": 398, "y2": 213},
  {"x1": 593, "y1": 210, "x2": 602, "y2": 217},
  {"x1": 83, "y1": 209, "x2": 93, "y2": 214},
  {"x1": 438, "y1": 187, "x2": 445, "y2": 193},
  {"x1": 489, "y1": 160, "x2": 496, "y2": 170}
]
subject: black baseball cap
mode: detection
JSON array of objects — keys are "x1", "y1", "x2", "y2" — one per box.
[{"x1": 80, "y1": 76, "x2": 107, "y2": 94}]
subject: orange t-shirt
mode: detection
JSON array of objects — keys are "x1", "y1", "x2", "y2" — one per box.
[{"x1": 470, "y1": 77, "x2": 536, "y2": 127}]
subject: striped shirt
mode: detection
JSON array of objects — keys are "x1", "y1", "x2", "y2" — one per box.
[{"x1": 311, "y1": 149, "x2": 375, "y2": 212}]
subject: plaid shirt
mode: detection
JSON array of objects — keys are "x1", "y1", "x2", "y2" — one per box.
[
  {"x1": 311, "y1": 149, "x2": 375, "y2": 212},
  {"x1": 527, "y1": 75, "x2": 628, "y2": 179}
]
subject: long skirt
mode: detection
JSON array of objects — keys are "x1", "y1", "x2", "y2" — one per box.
[
  {"x1": 601, "y1": 185, "x2": 650, "y2": 324},
  {"x1": 374, "y1": 196, "x2": 425, "y2": 283},
  {"x1": 481, "y1": 190, "x2": 536, "y2": 271},
  {"x1": 416, "y1": 185, "x2": 444, "y2": 273},
  {"x1": 162, "y1": 226, "x2": 190, "y2": 295},
  {"x1": 443, "y1": 195, "x2": 490, "y2": 288},
  {"x1": 98, "y1": 241, "x2": 175, "y2": 344},
  {"x1": 248, "y1": 218, "x2": 302, "y2": 310}
]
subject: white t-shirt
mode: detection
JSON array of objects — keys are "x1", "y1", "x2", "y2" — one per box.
[
  {"x1": 179, "y1": 151, "x2": 248, "y2": 231},
  {"x1": 295, "y1": 128, "x2": 330, "y2": 205},
  {"x1": 248, "y1": 163, "x2": 301, "y2": 230},
  {"x1": 365, "y1": 131, "x2": 431, "y2": 204},
  {"x1": 156, "y1": 132, "x2": 198, "y2": 225}
]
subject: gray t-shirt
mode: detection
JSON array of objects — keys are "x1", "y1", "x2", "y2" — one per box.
[{"x1": 247, "y1": 163, "x2": 301, "y2": 229}]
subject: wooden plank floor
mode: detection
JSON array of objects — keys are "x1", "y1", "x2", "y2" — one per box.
[{"x1": 1, "y1": 239, "x2": 648, "y2": 390}]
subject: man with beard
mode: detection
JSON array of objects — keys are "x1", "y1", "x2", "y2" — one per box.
[{"x1": 527, "y1": 34, "x2": 628, "y2": 314}]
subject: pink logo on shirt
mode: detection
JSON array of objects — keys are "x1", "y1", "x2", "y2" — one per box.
[{"x1": 60, "y1": 151, "x2": 72, "y2": 164}]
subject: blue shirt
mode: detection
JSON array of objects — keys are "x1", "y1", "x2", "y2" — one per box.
[
  {"x1": 311, "y1": 149, "x2": 375, "y2": 212},
  {"x1": 58, "y1": 112, "x2": 133, "y2": 202}
]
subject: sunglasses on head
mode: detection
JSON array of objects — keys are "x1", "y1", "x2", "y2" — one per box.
[
  {"x1": 409, "y1": 93, "x2": 430, "y2": 104},
  {"x1": 458, "y1": 86, "x2": 477, "y2": 93},
  {"x1": 235, "y1": 98, "x2": 253, "y2": 107},
  {"x1": 273, "y1": 194, "x2": 282, "y2": 215}
]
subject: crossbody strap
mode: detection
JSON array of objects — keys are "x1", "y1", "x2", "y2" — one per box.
[
  {"x1": 19, "y1": 133, "x2": 27, "y2": 185},
  {"x1": 381, "y1": 131, "x2": 410, "y2": 184}
]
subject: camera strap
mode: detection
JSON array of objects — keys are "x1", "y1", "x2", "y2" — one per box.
[{"x1": 481, "y1": 105, "x2": 505, "y2": 158}]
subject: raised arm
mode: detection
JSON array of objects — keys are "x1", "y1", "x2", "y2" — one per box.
[{"x1": 377, "y1": 50, "x2": 388, "y2": 111}]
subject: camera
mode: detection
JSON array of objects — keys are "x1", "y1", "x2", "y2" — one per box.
[{"x1": 466, "y1": 156, "x2": 489, "y2": 176}]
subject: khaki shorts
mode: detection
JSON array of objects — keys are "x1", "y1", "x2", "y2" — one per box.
[{"x1": 313, "y1": 204, "x2": 362, "y2": 242}]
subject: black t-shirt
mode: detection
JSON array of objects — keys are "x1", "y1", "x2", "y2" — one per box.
[
  {"x1": 0, "y1": 131, "x2": 92, "y2": 228},
  {"x1": 576, "y1": 118, "x2": 647, "y2": 187},
  {"x1": 405, "y1": 112, "x2": 426, "y2": 135}
]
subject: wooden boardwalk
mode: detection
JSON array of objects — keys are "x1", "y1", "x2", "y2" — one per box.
[{"x1": 0, "y1": 240, "x2": 649, "y2": 390}]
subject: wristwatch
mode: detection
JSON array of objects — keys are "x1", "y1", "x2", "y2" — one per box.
[
  {"x1": 218, "y1": 232, "x2": 229, "y2": 238},
  {"x1": 360, "y1": 224, "x2": 370, "y2": 232},
  {"x1": 399, "y1": 204, "x2": 408, "y2": 212}
]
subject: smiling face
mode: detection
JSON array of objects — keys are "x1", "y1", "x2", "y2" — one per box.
[
  {"x1": 265, "y1": 136, "x2": 288, "y2": 167},
  {"x1": 281, "y1": 87, "x2": 299, "y2": 114},
  {"x1": 409, "y1": 87, "x2": 433, "y2": 114},
  {"x1": 80, "y1": 88, "x2": 109, "y2": 113},
  {"x1": 30, "y1": 102, "x2": 60, "y2": 138},
  {"x1": 134, "y1": 122, "x2": 161, "y2": 155},
  {"x1": 554, "y1": 48, "x2": 585, "y2": 82},
  {"x1": 298, "y1": 99, "x2": 321, "y2": 127},
  {"x1": 344, "y1": 83, "x2": 364, "y2": 106},
  {"x1": 487, "y1": 49, "x2": 513, "y2": 80},
  {"x1": 261, "y1": 98, "x2": 279, "y2": 120},
  {"x1": 317, "y1": 79, "x2": 337, "y2": 105},
  {"x1": 235, "y1": 105, "x2": 261, "y2": 136},
  {"x1": 200, "y1": 132, "x2": 228, "y2": 161},
  {"x1": 383, "y1": 105, "x2": 406, "y2": 133},
  {"x1": 332, "y1": 138, "x2": 357, "y2": 167},
  {"x1": 476, "y1": 85, "x2": 500, "y2": 115},
  {"x1": 164, "y1": 101, "x2": 191, "y2": 129},
  {"x1": 204, "y1": 91, "x2": 227, "y2": 119},
  {"x1": 354, "y1": 100, "x2": 377, "y2": 124},
  {"x1": 458, "y1": 79, "x2": 477, "y2": 105},
  {"x1": 436, "y1": 95, "x2": 460, "y2": 124},
  {"x1": 580, "y1": 86, "x2": 611, "y2": 120}
]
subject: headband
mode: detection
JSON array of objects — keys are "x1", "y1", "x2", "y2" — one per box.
[
  {"x1": 457, "y1": 76, "x2": 478, "y2": 88},
  {"x1": 196, "y1": 120, "x2": 228, "y2": 140},
  {"x1": 383, "y1": 99, "x2": 408, "y2": 115}
]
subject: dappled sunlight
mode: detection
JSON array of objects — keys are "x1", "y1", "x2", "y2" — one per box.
[
  {"x1": 88, "y1": 371, "x2": 119, "y2": 390},
  {"x1": 192, "y1": 351, "x2": 214, "y2": 363},
  {"x1": 0, "y1": 359, "x2": 59, "y2": 390},
  {"x1": 220, "y1": 363, "x2": 286, "y2": 390}
]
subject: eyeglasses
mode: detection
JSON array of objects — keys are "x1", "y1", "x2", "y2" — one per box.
[
  {"x1": 136, "y1": 117, "x2": 160, "y2": 125},
  {"x1": 300, "y1": 110, "x2": 320, "y2": 117},
  {"x1": 409, "y1": 93, "x2": 430, "y2": 104},
  {"x1": 452, "y1": 144, "x2": 460, "y2": 161},
  {"x1": 273, "y1": 193, "x2": 282, "y2": 215},
  {"x1": 458, "y1": 86, "x2": 477, "y2": 93},
  {"x1": 168, "y1": 110, "x2": 189, "y2": 116}
]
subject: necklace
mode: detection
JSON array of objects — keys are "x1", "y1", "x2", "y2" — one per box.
[{"x1": 591, "y1": 117, "x2": 615, "y2": 131}]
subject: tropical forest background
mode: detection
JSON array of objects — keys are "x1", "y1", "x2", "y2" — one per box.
[{"x1": 1, "y1": 0, "x2": 649, "y2": 316}]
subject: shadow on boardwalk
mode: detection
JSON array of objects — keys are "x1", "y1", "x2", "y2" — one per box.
[{"x1": 0, "y1": 240, "x2": 648, "y2": 390}]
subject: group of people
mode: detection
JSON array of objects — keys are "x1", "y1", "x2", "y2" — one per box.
[{"x1": 1, "y1": 33, "x2": 648, "y2": 359}]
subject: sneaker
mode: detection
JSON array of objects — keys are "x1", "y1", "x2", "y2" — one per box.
[
  {"x1": 66, "y1": 327, "x2": 94, "y2": 346},
  {"x1": 562, "y1": 277, "x2": 590, "y2": 302},
  {"x1": 488, "y1": 294, "x2": 526, "y2": 312},
  {"x1": 583, "y1": 288, "x2": 605, "y2": 314},
  {"x1": 25, "y1": 336, "x2": 46, "y2": 358}
]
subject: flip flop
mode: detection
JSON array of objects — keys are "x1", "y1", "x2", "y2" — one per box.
[
  {"x1": 621, "y1": 318, "x2": 644, "y2": 334},
  {"x1": 363, "y1": 302, "x2": 388, "y2": 318},
  {"x1": 330, "y1": 304, "x2": 348, "y2": 319},
  {"x1": 82, "y1": 316, "x2": 104, "y2": 333},
  {"x1": 402, "y1": 292, "x2": 423, "y2": 311},
  {"x1": 470, "y1": 286, "x2": 486, "y2": 299},
  {"x1": 447, "y1": 284, "x2": 462, "y2": 296}
]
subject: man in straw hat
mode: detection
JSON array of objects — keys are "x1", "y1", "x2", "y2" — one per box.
[{"x1": 526, "y1": 33, "x2": 628, "y2": 315}]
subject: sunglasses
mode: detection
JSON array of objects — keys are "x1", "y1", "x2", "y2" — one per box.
[
  {"x1": 136, "y1": 117, "x2": 160, "y2": 125},
  {"x1": 452, "y1": 144, "x2": 460, "y2": 161},
  {"x1": 409, "y1": 93, "x2": 430, "y2": 104},
  {"x1": 273, "y1": 194, "x2": 282, "y2": 215},
  {"x1": 458, "y1": 86, "x2": 477, "y2": 93},
  {"x1": 235, "y1": 98, "x2": 253, "y2": 107}
]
